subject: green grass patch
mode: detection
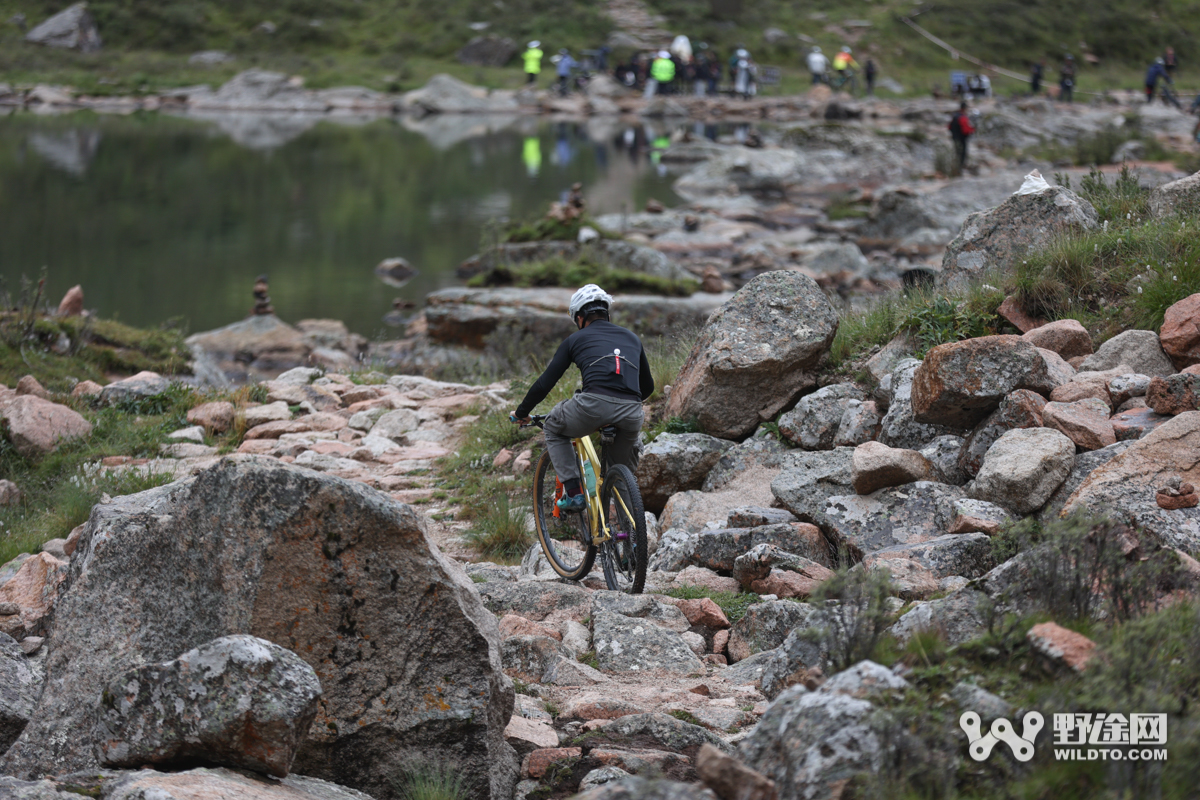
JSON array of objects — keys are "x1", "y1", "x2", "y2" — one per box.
[
  {"x1": 662, "y1": 584, "x2": 761, "y2": 624},
  {"x1": 468, "y1": 255, "x2": 698, "y2": 297},
  {"x1": 391, "y1": 761, "x2": 470, "y2": 800},
  {"x1": 1014, "y1": 169, "x2": 1200, "y2": 339},
  {"x1": 577, "y1": 650, "x2": 599, "y2": 669},
  {"x1": 667, "y1": 709, "x2": 703, "y2": 726},
  {"x1": 461, "y1": 492, "x2": 533, "y2": 564}
]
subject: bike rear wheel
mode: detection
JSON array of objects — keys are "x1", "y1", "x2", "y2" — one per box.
[
  {"x1": 533, "y1": 451, "x2": 596, "y2": 580},
  {"x1": 598, "y1": 463, "x2": 647, "y2": 594}
]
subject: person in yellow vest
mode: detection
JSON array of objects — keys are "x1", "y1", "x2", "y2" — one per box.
[
  {"x1": 523, "y1": 41, "x2": 543, "y2": 85},
  {"x1": 832, "y1": 46, "x2": 858, "y2": 78},
  {"x1": 645, "y1": 50, "x2": 675, "y2": 98}
]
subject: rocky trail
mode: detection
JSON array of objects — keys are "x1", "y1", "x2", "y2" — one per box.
[{"x1": 5, "y1": 64, "x2": 1200, "y2": 799}]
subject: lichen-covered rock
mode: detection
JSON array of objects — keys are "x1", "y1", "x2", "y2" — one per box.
[
  {"x1": 1, "y1": 767, "x2": 377, "y2": 800},
  {"x1": 889, "y1": 588, "x2": 990, "y2": 646},
  {"x1": 0, "y1": 396, "x2": 92, "y2": 458},
  {"x1": 732, "y1": 544, "x2": 834, "y2": 596},
  {"x1": 727, "y1": 601, "x2": 822, "y2": 663},
  {"x1": 850, "y1": 441, "x2": 935, "y2": 494},
  {"x1": 823, "y1": 482, "x2": 966, "y2": 560},
  {"x1": 574, "y1": 775, "x2": 719, "y2": 800},
  {"x1": 770, "y1": 448, "x2": 856, "y2": 532},
  {"x1": 1159, "y1": 293, "x2": 1200, "y2": 369},
  {"x1": 919, "y1": 435, "x2": 968, "y2": 485},
  {"x1": 1107, "y1": 374, "x2": 1152, "y2": 407},
  {"x1": 501, "y1": 635, "x2": 573, "y2": 684},
  {"x1": 1148, "y1": 171, "x2": 1200, "y2": 220},
  {"x1": 701, "y1": 432, "x2": 790, "y2": 493},
  {"x1": 477, "y1": 581, "x2": 592, "y2": 623},
  {"x1": 861, "y1": 533, "x2": 995, "y2": 579},
  {"x1": 1062, "y1": 412, "x2": 1200, "y2": 551},
  {"x1": 778, "y1": 384, "x2": 865, "y2": 450},
  {"x1": 665, "y1": 271, "x2": 839, "y2": 440},
  {"x1": 1, "y1": 459, "x2": 518, "y2": 800},
  {"x1": 98, "y1": 371, "x2": 172, "y2": 405},
  {"x1": 1020, "y1": 318, "x2": 1094, "y2": 360},
  {"x1": 637, "y1": 433, "x2": 734, "y2": 513},
  {"x1": 1079, "y1": 329, "x2": 1174, "y2": 377},
  {"x1": 1042, "y1": 397, "x2": 1116, "y2": 450},
  {"x1": 1111, "y1": 407, "x2": 1172, "y2": 441},
  {"x1": 591, "y1": 591, "x2": 689, "y2": 633},
  {"x1": 25, "y1": 3, "x2": 102, "y2": 52},
  {"x1": 98, "y1": 635, "x2": 320, "y2": 778},
  {"x1": 0, "y1": 633, "x2": 39, "y2": 752},
  {"x1": 968, "y1": 427, "x2": 1075, "y2": 514},
  {"x1": 759, "y1": 625, "x2": 829, "y2": 699},
  {"x1": 878, "y1": 359, "x2": 959, "y2": 449},
  {"x1": 948, "y1": 498, "x2": 1014, "y2": 535},
  {"x1": 1147, "y1": 374, "x2": 1200, "y2": 415},
  {"x1": 938, "y1": 179, "x2": 1098, "y2": 291},
  {"x1": 912, "y1": 336, "x2": 1058, "y2": 429},
  {"x1": 726, "y1": 507, "x2": 797, "y2": 528},
  {"x1": 1037, "y1": 441, "x2": 1133, "y2": 522},
  {"x1": 592, "y1": 613, "x2": 704, "y2": 673},
  {"x1": 833, "y1": 399, "x2": 882, "y2": 447}
]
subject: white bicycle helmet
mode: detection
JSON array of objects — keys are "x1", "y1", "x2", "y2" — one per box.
[
  {"x1": 569, "y1": 284, "x2": 613, "y2": 320},
  {"x1": 528, "y1": 40, "x2": 540, "y2": 48}
]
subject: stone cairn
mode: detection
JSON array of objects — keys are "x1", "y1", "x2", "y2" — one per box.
[{"x1": 251, "y1": 275, "x2": 273, "y2": 316}]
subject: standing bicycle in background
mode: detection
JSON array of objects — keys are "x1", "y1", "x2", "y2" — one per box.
[{"x1": 511, "y1": 285, "x2": 654, "y2": 512}]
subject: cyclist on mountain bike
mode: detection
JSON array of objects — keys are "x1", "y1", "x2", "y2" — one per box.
[{"x1": 511, "y1": 285, "x2": 655, "y2": 513}]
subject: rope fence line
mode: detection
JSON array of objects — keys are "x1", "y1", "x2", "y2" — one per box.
[{"x1": 896, "y1": 15, "x2": 1133, "y2": 97}]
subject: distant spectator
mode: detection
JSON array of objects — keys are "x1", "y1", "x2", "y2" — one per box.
[
  {"x1": 806, "y1": 46, "x2": 829, "y2": 84},
  {"x1": 832, "y1": 46, "x2": 858, "y2": 79},
  {"x1": 865, "y1": 58, "x2": 877, "y2": 95},
  {"x1": 1059, "y1": 55, "x2": 1076, "y2": 102},
  {"x1": 1165, "y1": 46, "x2": 1178, "y2": 78},
  {"x1": 1030, "y1": 59, "x2": 1044, "y2": 94},
  {"x1": 556, "y1": 49, "x2": 578, "y2": 94},
  {"x1": 523, "y1": 41, "x2": 543, "y2": 85},
  {"x1": 1146, "y1": 57, "x2": 1172, "y2": 103},
  {"x1": 948, "y1": 101, "x2": 975, "y2": 173},
  {"x1": 646, "y1": 50, "x2": 675, "y2": 97}
]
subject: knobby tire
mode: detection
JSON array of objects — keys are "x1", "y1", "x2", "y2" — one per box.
[{"x1": 598, "y1": 463, "x2": 648, "y2": 594}]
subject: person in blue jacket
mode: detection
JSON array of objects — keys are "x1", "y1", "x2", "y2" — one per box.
[{"x1": 1146, "y1": 57, "x2": 1172, "y2": 103}]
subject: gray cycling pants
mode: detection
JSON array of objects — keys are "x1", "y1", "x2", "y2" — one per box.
[{"x1": 544, "y1": 392, "x2": 644, "y2": 485}]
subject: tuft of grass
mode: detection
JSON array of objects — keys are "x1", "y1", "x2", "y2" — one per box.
[
  {"x1": 392, "y1": 761, "x2": 469, "y2": 800},
  {"x1": 667, "y1": 709, "x2": 703, "y2": 726},
  {"x1": 577, "y1": 650, "x2": 600, "y2": 669},
  {"x1": 662, "y1": 585, "x2": 761, "y2": 624},
  {"x1": 643, "y1": 416, "x2": 701, "y2": 444},
  {"x1": 462, "y1": 492, "x2": 533, "y2": 564}
]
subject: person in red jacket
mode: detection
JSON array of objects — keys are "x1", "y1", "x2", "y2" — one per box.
[{"x1": 948, "y1": 101, "x2": 976, "y2": 174}]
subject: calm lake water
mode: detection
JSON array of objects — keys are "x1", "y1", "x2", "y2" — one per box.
[{"x1": 0, "y1": 111, "x2": 683, "y2": 339}]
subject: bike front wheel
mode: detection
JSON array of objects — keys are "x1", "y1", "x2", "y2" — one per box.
[
  {"x1": 533, "y1": 451, "x2": 596, "y2": 580},
  {"x1": 598, "y1": 463, "x2": 647, "y2": 594}
]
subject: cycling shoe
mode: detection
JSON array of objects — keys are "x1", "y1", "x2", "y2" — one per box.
[{"x1": 556, "y1": 493, "x2": 587, "y2": 513}]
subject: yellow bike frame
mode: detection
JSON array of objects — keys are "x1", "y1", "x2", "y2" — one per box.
[{"x1": 572, "y1": 435, "x2": 638, "y2": 547}]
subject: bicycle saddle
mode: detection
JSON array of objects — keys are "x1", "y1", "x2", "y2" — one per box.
[{"x1": 599, "y1": 425, "x2": 618, "y2": 443}]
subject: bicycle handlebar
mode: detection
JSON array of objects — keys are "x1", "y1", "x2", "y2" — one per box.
[{"x1": 512, "y1": 414, "x2": 548, "y2": 429}]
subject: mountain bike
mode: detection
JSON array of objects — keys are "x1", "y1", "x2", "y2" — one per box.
[
  {"x1": 829, "y1": 68, "x2": 858, "y2": 95},
  {"x1": 518, "y1": 414, "x2": 647, "y2": 594}
]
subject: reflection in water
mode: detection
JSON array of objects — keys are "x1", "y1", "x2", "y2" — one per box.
[{"x1": 0, "y1": 113, "x2": 683, "y2": 337}]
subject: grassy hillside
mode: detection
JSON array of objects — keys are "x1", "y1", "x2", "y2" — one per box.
[{"x1": 0, "y1": 1, "x2": 1196, "y2": 96}]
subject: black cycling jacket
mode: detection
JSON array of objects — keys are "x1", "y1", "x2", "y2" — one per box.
[{"x1": 515, "y1": 320, "x2": 654, "y2": 418}]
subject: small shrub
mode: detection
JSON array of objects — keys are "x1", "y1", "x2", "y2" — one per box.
[
  {"x1": 899, "y1": 295, "x2": 999, "y2": 357},
  {"x1": 577, "y1": 650, "x2": 599, "y2": 669},
  {"x1": 469, "y1": 255, "x2": 698, "y2": 297},
  {"x1": 811, "y1": 567, "x2": 898, "y2": 672},
  {"x1": 668, "y1": 709, "x2": 703, "y2": 726},
  {"x1": 643, "y1": 415, "x2": 700, "y2": 443},
  {"x1": 1001, "y1": 513, "x2": 1188, "y2": 624}
]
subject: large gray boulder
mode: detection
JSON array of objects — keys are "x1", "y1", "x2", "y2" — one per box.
[
  {"x1": 592, "y1": 612, "x2": 704, "y2": 673},
  {"x1": 25, "y1": 3, "x2": 101, "y2": 52},
  {"x1": 727, "y1": 601, "x2": 823, "y2": 663},
  {"x1": 739, "y1": 663, "x2": 910, "y2": 800},
  {"x1": 1, "y1": 459, "x2": 518, "y2": 800},
  {"x1": 770, "y1": 448, "x2": 856, "y2": 532},
  {"x1": 863, "y1": 533, "x2": 995, "y2": 579},
  {"x1": 0, "y1": 634, "x2": 39, "y2": 752},
  {"x1": 637, "y1": 433, "x2": 734, "y2": 513},
  {"x1": 823, "y1": 482, "x2": 965, "y2": 559},
  {"x1": 1037, "y1": 441, "x2": 1133, "y2": 522},
  {"x1": 1061, "y1": 412, "x2": 1200, "y2": 551},
  {"x1": 759, "y1": 624, "x2": 829, "y2": 699},
  {"x1": 938, "y1": 177, "x2": 1098, "y2": 291},
  {"x1": 957, "y1": 389, "x2": 1046, "y2": 477},
  {"x1": 912, "y1": 336, "x2": 1059, "y2": 429},
  {"x1": 778, "y1": 384, "x2": 865, "y2": 450},
  {"x1": 0, "y1": 768, "x2": 376, "y2": 799},
  {"x1": 1078, "y1": 329, "x2": 1175, "y2": 377},
  {"x1": 665, "y1": 272, "x2": 839, "y2": 440},
  {"x1": 1148, "y1": 170, "x2": 1200, "y2": 219},
  {"x1": 98, "y1": 635, "x2": 320, "y2": 777},
  {"x1": 968, "y1": 427, "x2": 1075, "y2": 514},
  {"x1": 890, "y1": 588, "x2": 990, "y2": 645},
  {"x1": 702, "y1": 431, "x2": 790, "y2": 491},
  {"x1": 878, "y1": 359, "x2": 959, "y2": 449},
  {"x1": 402, "y1": 74, "x2": 519, "y2": 113}
]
